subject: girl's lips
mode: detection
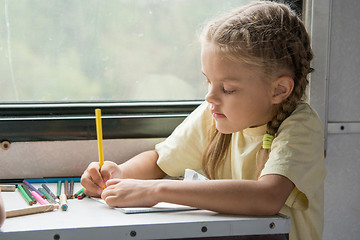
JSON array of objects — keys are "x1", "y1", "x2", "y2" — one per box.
[{"x1": 211, "y1": 111, "x2": 226, "y2": 118}]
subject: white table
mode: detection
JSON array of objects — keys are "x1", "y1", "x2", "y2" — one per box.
[{"x1": 0, "y1": 182, "x2": 290, "y2": 240}]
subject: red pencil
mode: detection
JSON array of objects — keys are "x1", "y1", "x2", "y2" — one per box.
[{"x1": 77, "y1": 192, "x2": 87, "y2": 200}]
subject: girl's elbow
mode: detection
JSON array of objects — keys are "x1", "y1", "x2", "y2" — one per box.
[
  {"x1": 262, "y1": 203, "x2": 283, "y2": 216},
  {"x1": 255, "y1": 195, "x2": 286, "y2": 216}
]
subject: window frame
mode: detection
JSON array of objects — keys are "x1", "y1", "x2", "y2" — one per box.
[{"x1": 0, "y1": 101, "x2": 202, "y2": 142}]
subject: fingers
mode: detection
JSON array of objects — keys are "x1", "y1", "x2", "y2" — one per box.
[
  {"x1": 101, "y1": 179, "x2": 121, "y2": 207},
  {"x1": 81, "y1": 161, "x2": 121, "y2": 197},
  {"x1": 105, "y1": 178, "x2": 121, "y2": 187},
  {"x1": 100, "y1": 161, "x2": 121, "y2": 182},
  {"x1": 101, "y1": 179, "x2": 157, "y2": 208},
  {"x1": 81, "y1": 178, "x2": 102, "y2": 197},
  {"x1": 88, "y1": 162, "x2": 105, "y2": 187},
  {"x1": 103, "y1": 195, "x2": 120, "y2": 207},
  {"x1": 102, "y1": 179, "x2": 120, "y2": 198},
  {"x1": 81, "y1": 162, "x2": 104, "y2": 197}
]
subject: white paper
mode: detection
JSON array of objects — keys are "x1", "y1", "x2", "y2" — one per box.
[
  {"x1": 90, "y1": 197, "x2": 198, "y2": 214},
  {"x1": 89, "y1": 169, "x2": 206, "y2": 214},
  {"x1": 184, "y1": 169, "x2": 208, "y2": 181}
]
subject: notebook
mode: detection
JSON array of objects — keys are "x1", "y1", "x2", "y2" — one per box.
[
  {"x1": 90, "y1": 197, "x2": 198, "y2": 214},
  {"x1": 90, "y1": 169, "x2": 206, "y2": 214}
]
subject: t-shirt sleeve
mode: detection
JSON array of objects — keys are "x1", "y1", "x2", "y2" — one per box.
[
  {"x1": 260, "y1": 104, "x2": 326, "y2": 210},
  {"x1": 155, "y1": 102, "x2": 212, "y2": 177}
]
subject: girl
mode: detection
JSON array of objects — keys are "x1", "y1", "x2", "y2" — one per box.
[{"x1": 81, "y1": 2, "x2": 326, "y2": 240}]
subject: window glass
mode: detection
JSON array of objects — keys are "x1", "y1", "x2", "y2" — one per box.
[{"x1": 0, "y1": 0, "x2": 253, "y2": 102}]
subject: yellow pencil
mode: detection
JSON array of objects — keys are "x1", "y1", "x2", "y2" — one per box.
[{"x1": 95, "y1": 109, "x2": 104, "y2": 169}]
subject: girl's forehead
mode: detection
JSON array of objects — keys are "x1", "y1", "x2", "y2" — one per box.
[
  {"x1": 201, "y1": 42, "x2": 255, "y2": 68},
  {"x1": 201, "y1": 42, "x2": 291, "y2": 83},
  {"x1": 201, "y1": 42, "x2": 225, "y2": 57},
  {"x1": 201, "y1": 45, "x2": 256, "y2": 72},
  {"x1": 201, "y1": 48, "x2": 279, "y2": 86}
]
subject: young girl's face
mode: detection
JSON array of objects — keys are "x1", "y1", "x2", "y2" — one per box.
[{"x1": 201, "y1": 44, "x2": 276, "y2": 134}]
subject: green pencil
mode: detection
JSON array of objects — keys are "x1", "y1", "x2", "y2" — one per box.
[
  {"x1": 17, "y1": 185, "x2": 33, "y2": 205},
  {"x1": 57, "y1": 181, "x2": 62, "y2": 199},
  {"x1": 22, "y1": 184, "x2": 37, "y2": 205},
  {"x1": 74, "y1": 188, "x2": 83, "y2": 198},
  {"x1": 38, "y1": 187, "x2": 56, "y2": 204}
]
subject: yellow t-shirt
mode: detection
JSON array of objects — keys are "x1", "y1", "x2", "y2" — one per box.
[{"x1": 155, "y1": 101, "x2": 326, "y2": 240}]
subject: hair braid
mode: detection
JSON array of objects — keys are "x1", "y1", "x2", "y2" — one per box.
[{"x1": 267, "y1": 5, "x2": 313, "y2": 136}]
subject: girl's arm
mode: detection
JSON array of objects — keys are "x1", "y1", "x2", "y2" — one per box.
[
  {"x1": 157, "y1": 174, "x2": 294, "y2": 215},
  {"x1": 0, "y1": 191, "x2": 5, "y2": 227},
  {"x1": 102, "y1": 174, "x2": 294, "y2": 216},
  {"x1": 118, "y1": 150, "x2": 166, "y2": 180},
  {"x1": 81, "y1": 150, "x2": 166, "y2": 197}
]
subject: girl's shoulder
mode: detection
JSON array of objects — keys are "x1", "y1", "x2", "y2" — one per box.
[
  {"x1": 292, "y1": 102, "x2": 321, "y2": 117},
  {"x1": 278, "y1": 103, "x2": 324, "y2": 135},
  {"x1": 288, "y1": 102, "x2": 321, "y2": 123}
]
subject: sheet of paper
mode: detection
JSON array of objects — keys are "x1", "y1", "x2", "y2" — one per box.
[
  {"x1": 90, "y1": 197, "x2": 198, "y2": 214},
  {"x1": 184, "y1": 169, "x2": 208, "y2": 181},
  {"x1": 88, "y1": 169, "x2": 206, "y2": 214}
]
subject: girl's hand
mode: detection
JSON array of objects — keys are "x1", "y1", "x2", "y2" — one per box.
[
  {"x1": 81, "y1": 161, "x2": 122, "y2": 197},
  {"x1": 101, "y1": 179, "x2": 159, "y2": 208}
]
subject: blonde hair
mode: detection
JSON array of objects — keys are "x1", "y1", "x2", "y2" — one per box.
[{"x1": 201, "y1": 1, "x2": 313, "y2": 179}]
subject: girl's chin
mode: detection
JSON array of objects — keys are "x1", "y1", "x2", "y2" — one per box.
[
  {"x1": 215, "y1": 125, "x2": 235, "y2": 134},
  {"x1": 215, "y1": 121, "x2": 245, "y2": 134}
]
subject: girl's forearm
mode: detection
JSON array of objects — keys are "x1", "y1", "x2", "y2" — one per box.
[
  {"x1": 119, "y1": 150, "x2": 167, "y2": 180},
  {"x1": 155, "y1": 176, "x2": 293, "y2": 216}
]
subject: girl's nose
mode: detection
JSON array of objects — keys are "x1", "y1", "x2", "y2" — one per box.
[{"x1": 205, "y1": 86, "x2": 220, "y2": 106}]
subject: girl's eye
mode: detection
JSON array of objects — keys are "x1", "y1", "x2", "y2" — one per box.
[{"x1": 223, "y1": 88, "x2": 235, "y2": 94}]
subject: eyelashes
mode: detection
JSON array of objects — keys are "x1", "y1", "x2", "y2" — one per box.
[
  {"x1": 205, "y1": 79, "x2": 236, "y2": 95},
  {"x1": 223, "y1": 89, "x2": 235, "y2": 94}
]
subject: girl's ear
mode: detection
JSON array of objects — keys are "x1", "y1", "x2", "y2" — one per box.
[{"x1": 271, "y1": 76, "x2": 294, "y2": 104}]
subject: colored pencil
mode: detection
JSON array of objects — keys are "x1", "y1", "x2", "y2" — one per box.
[
  {"x1": 57, "y1": 181, "x2": 62, "y2": 198},
  {"x1": 22, "y1": 184, "x2": 37, "y2": 205},
  {"x1": 6, "y1": 204, "x2": 59, "y2": 218},
  {"x1": 31, "y1": 190, "x2": 49, "y2": 205},
  {"x1": 95, "y1": 108, "x2": 104, "y2": 168},
  {"x1": 23, "y1": 180, "x2": 45, "y2": 199},
  {"x1": 77, "y1": 192, "x2": 87, "y2": 200},
  {"x1": 69, "y1": 180, "x2": 74, "y2": 199},
  {"x1": 16, "y1": 185, "x2": 33, "y2": 205},
  {"x1": 60, "y1": 194, "x2": 68, "y2": 211},
  {"x1": 41, "y1": 183, "x2": 58, "y2": 202},
  {"x1": 74, "y1": 188, "x2": 84, "y2": 198},
  {"x1": 38, "y1": 187, "x2": 57, "y2": 204},
  {"x1": 64, "y1": 180, "x2": 69, "y2": 198},
  {"x1": 0, "y1": 184, "x2": 16, "y2": 192}
]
